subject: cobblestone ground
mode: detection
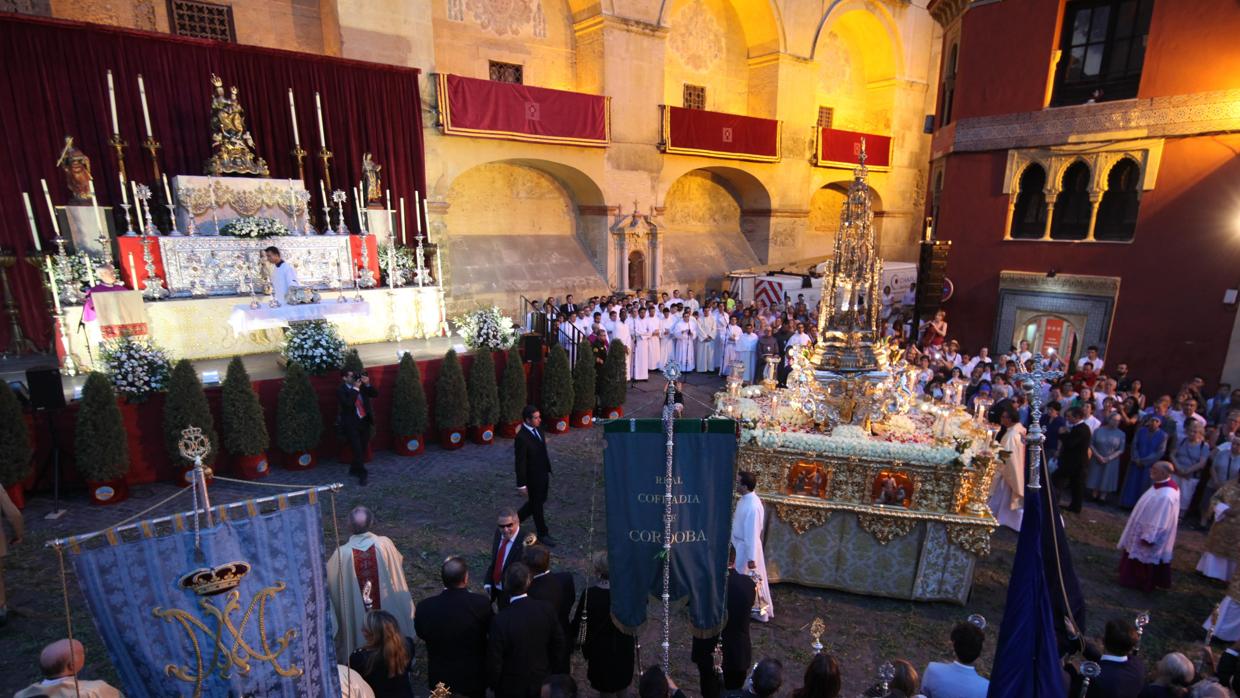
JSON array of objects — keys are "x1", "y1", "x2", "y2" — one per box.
[{"x1": 0, "y1": 372, "x2": 1224, "y2": 695}]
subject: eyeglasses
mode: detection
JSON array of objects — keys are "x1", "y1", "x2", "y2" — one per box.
[{"x1": 498, "y1": 522, "x2": 517, "y2": 530}]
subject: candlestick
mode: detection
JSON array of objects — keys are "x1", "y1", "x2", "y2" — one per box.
[
  {"x1": 288, "y1": 88, "x2": 301, "y2": 147},
  {"x1": 318, "y1": 147, "x2": 333, "y2": 192},
  {"x1": 332, "y1": 189, "x2": 349, "y2": 235},
  {"x1": 386, "y1": 189, "x2": 394, "y2": 242},
  {"x1": 106, "y1": 69, "x2": 120, "y2": 136},
  {"x1": 45, "y1": 256, "x2": 61, "y2": 315},
  {"x1": 354, "y1": 186, "x2": 367, "y2": 234},
  {"x1": 414, "y1": 191, "x2": 422, "y2": 235},
  {"x1": 40, "y1": 180, "x2": 61, "y2": 237},
  {"x1": 142, "y1": 136, "x2": 162, "y2": 182},
  {"x1": 399, "y1": 196, "x2": 407, "y2": 246},
  {"x1": 130, "y1": 180, "x2": 144, "y2": 233},
  {"x1": 315, "y1": 91, "x2": 327, "y2": 148},
  {"x1": 163, "y1": 174, "x2": 181, "y2": 236},
  {"x1": 320, "y1": 180, "x2": 332, "y2": 234},
  {"x1": 117, "y1": 174, "x2": 135, "y2": 236},
  {"x1": 22, "y1": 193, "x2": 42, "y2": 252},
  {"x1": 137, "y1": 74, "x2": 153, "y2": 138},
  {"x1": 87, "y1": 182, "x2": 112, "y2": 262},
  {"x1": 44, "y1": 254, "x2": 78, "y2": 376},
  {"x1": 127, "y1": 252, "x2": 138, "y2": 288}
]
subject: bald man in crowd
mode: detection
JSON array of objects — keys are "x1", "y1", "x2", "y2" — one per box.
[{"x1": 14, "y1": 638, "x2": 123, "y2": 697}]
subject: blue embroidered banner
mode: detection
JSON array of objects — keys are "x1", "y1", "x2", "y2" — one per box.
[
  {"x1": 604, "y1": 419, "x2": 737, "y2": 636},
  {"x1": 69, "y1": 499, "x2": 339, "y2": 698}
]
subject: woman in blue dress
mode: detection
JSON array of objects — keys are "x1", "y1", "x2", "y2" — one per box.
[
  {"x1": 1120, "y1": 414, "x2": 1169, "y2": 508},
  {"x1": 1087, "y1": 412, "x2": 1126, "y2": 502}
]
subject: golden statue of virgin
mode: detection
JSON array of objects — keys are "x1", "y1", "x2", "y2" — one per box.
[{"x1": 204, "y1": 74, "x2": 269, "y2": 177}]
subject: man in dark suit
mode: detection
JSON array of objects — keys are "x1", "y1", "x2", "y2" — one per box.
[
  {"x1": 487, "y1": 562, "x2": 566, "y2": 698},
  {"x1": 337, "y1": 369, "x2": 377, "y2": 485},
  {"x1": 1068, "y1": 618, "x2": 1144, "y2": 698},
  {"x1": 691, "y1": 553, "x2": 757, "y2": 697},
  {"x1": 560, "y1": 294, "x2": 577, "y2": 318},
  {"x1": 524, "y1": 544, "x2": 575, "y2": 673},
  {"x1": 515, "y1": 405, "x2": 556, "y2": 546},
  {"x1": 486, "y1": 508, "x2": 526, "y2": 609},
  {"x1": 1053, "y1": 406, "x2": 1092, "y2": 513},
  {"x1": 415, "y1": 556, "x2": 493, "y2": 698}
]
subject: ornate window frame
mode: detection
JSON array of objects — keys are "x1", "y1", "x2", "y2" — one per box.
[{"x1": 1000, "y1": 138, "x2": 1163, "y2": 243}]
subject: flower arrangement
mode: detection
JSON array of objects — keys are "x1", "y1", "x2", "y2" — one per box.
[
  {"x1": 219, "y1": 216, "x2": 288, "y2": 239},
  {"x1": 453, "y1": 306, "x2": 520, "y2": 352},
  {"x1": 281, "y1": 320, "x2": 347, "y2": 375},
  {"x1": 742, "y1": 426, "x2": 965, "y2": 467},
  {"x1": 377, "y1": 243, "x2": 424, "y2": 285},
  {"x1": 99, "y1": 335, "x2": 173, "y2": 402}
]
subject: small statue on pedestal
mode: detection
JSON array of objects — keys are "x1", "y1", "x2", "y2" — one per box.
[
  {"x1": 362, "y1": 153, "x2": 383, "y2": 206},
  {"x1": 204, "y1": 74, "x2": 270, "y2": 177},
  {"x1": 56, "y1": 136, "x2": 92, "y2": 204}
]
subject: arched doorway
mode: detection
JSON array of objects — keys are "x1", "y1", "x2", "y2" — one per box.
[
  {"x1": 628, "y1": 250, "x2": 646, "y2": 290},
  {"x1": 1014, "y1": 313, "x2": 1084, "y2": 363}
]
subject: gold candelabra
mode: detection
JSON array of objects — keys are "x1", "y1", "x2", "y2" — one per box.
[
  {"x1": 318, "y1": 147, "x2": 333, "y2": 192},
  {"x1": 142, "y1": 136, "x2": 162, "y2": 181},
  {"x1": 109, "y1": 133, "x2": 128, "y2": 180},
  {"x1": 291, "y1": 144, "x2": 307, "y2": 183},
  {"x1": 0, "y1": 251, "x2": 37, "y2": 357}
]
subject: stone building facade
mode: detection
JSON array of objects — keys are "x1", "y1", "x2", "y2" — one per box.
[{"x1": 11, "y1": 0, "x2": 939, "y2": 313}]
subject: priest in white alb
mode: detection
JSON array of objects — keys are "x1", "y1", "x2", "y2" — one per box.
[
  {"x1": 695, "y1": 310, "x2": 716, "y2": 373},
  {"x1": 658, "y1": 307, "x2": 676, "y2": 369},
  {"x1": 327, "y1": 506, "x2": 416, "y2": 658},
  {"x1": 1117, "y1": 461, "x2": 1180, "y2": 592},
  {"x1": 731, "y1": 470, "x2": 773, "y2": 622},
  {"x1": 720, "y1": 316, "x2": 742, "y2": 377},
  {"x1": 988, "y1": 408, "x2": 1026, "y2": 532},
  {"x1": 264, "y1": 246, "x2": 299, "y2": 304},
  {"x1": 610, "y1": 309, "x2": 633, "y2": 378},
  {"x1": 632, "y1": 307, "x2": 652, "y2": 381},
  {"x1": 672, "y1": 309, "x2": 697, "y2": 372}
]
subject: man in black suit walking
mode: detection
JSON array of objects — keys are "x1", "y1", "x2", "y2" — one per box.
[
  {"x1": 337, "y1": 368, "x2": 377, "y2": 485},
  {"x1": 1053, "y1": 406, "x2": 1092, "y2": 513},
  {"x1": 415, "y1": 557, "x2": 494, "y2": 698},
  {"x1": 691, "y1": 552, "x2": 757, "y2": 697},
  {"x1": 1069, "y1": 618, "x2": 1144, "y2": 698},
  {"x1": 515, "y1": 405, "x2": 556, "y2": 546},
  {"x1": 485, "y1": 508, "x2": 526, "y2": 608},
  {"x1": 523, "y1": 544, "x2": 575, "y2": 673},
  {"x1": 486, "y1": 562, "x2": 566, "y2": 698}
]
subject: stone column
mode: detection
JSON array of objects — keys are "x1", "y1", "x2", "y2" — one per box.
[
  {"x1": 650, "y1": 224, "x2": 662, "y2": 293},
  {"x1": 1041, "y1": 195, "x2": 1056, "y2": 240},
  {"x1": 616, "y1": 230, "x2": 629, "y2": 292},
  {"x1": 1085, "y1": 192, "x2": 1102, "y2": 241},
  {"x1": 1003, "y1": 194, "x2": 1017, "y2": 241}
]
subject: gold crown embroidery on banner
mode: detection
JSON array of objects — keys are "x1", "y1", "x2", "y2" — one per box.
[{"x1": 178, "y1": 561, "x2": 252, "y2": 596}]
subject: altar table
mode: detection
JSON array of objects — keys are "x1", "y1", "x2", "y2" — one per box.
[{"x1": 227, "y1": 301, "x2": 372, "y2": 334}]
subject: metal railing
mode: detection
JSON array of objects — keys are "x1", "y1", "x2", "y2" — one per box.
[{"x1": 519, "y1": 295, "x2": 587, "y2": 366}]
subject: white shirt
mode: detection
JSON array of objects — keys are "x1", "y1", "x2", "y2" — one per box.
[
  {"x1": 1077, "y1": 355, "x2": 1104, "y2": 372},
  {"x1": 270, "y1": 260, "x2": 299, "y2": 303}
]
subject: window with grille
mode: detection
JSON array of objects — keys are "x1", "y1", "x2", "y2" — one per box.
[
  {"x1": 168, "y1": 0, "x2": 236, "y2": 42},
  {"x1": 939, "y1": 43, "x2": 958, "y2": 127},
  {"x1": 488, "y1": 61, "x2": 524, "y2": 84},
  {"x1": 683, "y1": 84, "x2": 706, "y2": 111},
  {"x1": 816, "y1": 107, "x2": 834, "y2": 129},
  {"x1": 1051, "y1": 0, "x2": 1154, "y2": 106}
]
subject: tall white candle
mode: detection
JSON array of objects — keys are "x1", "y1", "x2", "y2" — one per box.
[
  {"x1": 422, "y1": 193, "x2": 430, "y2": 234},
  {"x1": 385, "y1": 189, "x2": 394, "y2": 238},
  {"x1": 137, "y1": 74, "x2": 153, "y2": 138},
  {"x1": 162, "y1": 173, "x2": 174, "y2": 208},
  {"x1": 315, "y1": 92, "x2": 326, "y2": 147},
  {"x1": 86, "y1": 262, "x2": 96, "y2": 287},
  {"x1": 118, "y1": 173, "x2": 129, "y2": 205},
  {"x1": 41, "y1": 179, "x2": 61, "y2": 237},
  {"x1": 23, "y1": 192, "x2": 42, "y2": 252},
  {"x1": 45, "y1": 256, "x2": 62, "y2": 314},
  {"x1": 319, "y1": 180, "x2": 328, "y2": 211},
  {"x1": 106, "y1": 69, "x2": 120, "y2": 136},
  {"x1": 354, "y1": 187, "x2": 365, "y2": 232},
  {"x1": 127, "y1": 252, "x2": 139, "y2": 288},
  {"x1": 399, "y1": 196, "x2": 407, "y2": 246},
  {"x1": 288, "y1": 89, "x2": 300, "y2": 147},
  {"x1": 88, "y1": 181, "x2": 106, "y2": 240},
  {"x1": 130, "y1": 180, "x2": 143, "y2": 228},
  {"x1": 413, "y1": 192, "x2": 422, "y2": 235}
]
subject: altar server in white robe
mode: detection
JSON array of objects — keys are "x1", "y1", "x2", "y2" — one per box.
[
  {"x1": 264, "y1": 246, "x2": 300, "y2": 303},
  {"x1": 671, "y1": 309, "x2": 697, "y2": 372},
  {"x1": 785, "y1": 323, "x2": 812, "y2": 363},
  {"x1": 1117, "y1": 461, "x2": 1181, "y2": 592},
  {"x1": 720, "y1": 316, "x2": 743, "y2": 377},
  {"x1": 610, "y1": 309, "x2": 633, "y2": 377},
  {"x1": 713, "y1": 307, "x2": 731, "y2": 371},
  {"x1": 988, "y1": 408, "x2": 1026, "y2": 532},
  {"x1": 736, "y1": 324, "x2": 760, "y2": 384},
  {"x1": 327, "y1": 507, "x2": 416, "y2": 658},
  {"x1": 643, "y1": 309, "x2": 662, "y2": 373},
  {"x1": 731, "y1": 471, "x2": 773, "y2": 622},
  {"x1": 658, "y1": 308, "x2": 676, "y2": 369},
  {"x1": 695, "y1": 310, "x2": 716, "y2": 373},
  {"x1": 631, "y1": 307, "x2": 652, "y2": 381}
]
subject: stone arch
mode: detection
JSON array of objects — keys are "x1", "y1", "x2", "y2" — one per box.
[
  {"x1": 810, "y1": 2, "x2": 902, "y2": 135},
  {"x1": 656, "y1": 166, "x2": 769, "y2": 291},
  {"x1": 440, "y1": 159, "x2": 608, "y2": 310}
]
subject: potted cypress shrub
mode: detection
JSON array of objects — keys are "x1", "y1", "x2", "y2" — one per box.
[
  {"x1": 435, "y1": 349, "x2": 469, "y2": 449},
  {"x1": 391, "y1": 353, "x2": 429, "y2": 456},
  {"x1": 468, "y1": 350, "x2": 499, "y2": 445},
  {"x1": 277, "y1": 363, "x2": 322, "y2": 469},
  {"x1": 541, "y1": 343, "x2": 574, "y2": 434},
  {"x1": 221, "y1": 357, "x2": 270, "y2": 479},
  {"x1": 571, "y1": 338, "x2": 596, "y2": 428},
  {"x1": 600, "y1": 338, "x2": 629, "y2": 418},
  {"x1": 75, "y1": 372, "x2": 130, "y2": 505},
  {"x1": 337, "y1": 349, "x2": 372, "y2": 465},
  {"x1": 164, "y1": 359, "x2": 220, "y2": 487},
  {"x1": 0, "y1": 384, "x2": 33, "y2": 509},
  {"x1": 497, "y1": 348, "x2": 526, "y2": 438}
]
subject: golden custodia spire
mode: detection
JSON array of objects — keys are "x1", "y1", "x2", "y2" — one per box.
[{"x1": 811, "y1": 136, "x2": 884, "y2": 373}]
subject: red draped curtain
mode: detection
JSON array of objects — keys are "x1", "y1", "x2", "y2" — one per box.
[{"x1": 0, "y1": 14, "x2": 426, "y2": 349}]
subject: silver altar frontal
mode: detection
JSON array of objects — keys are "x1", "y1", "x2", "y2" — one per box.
[
  {"x1": 173, "y1": 175, "x2": 306, "y2": 233},
  {"x1": 158, "y1": 234, "x2": 351, "y2": 297}
]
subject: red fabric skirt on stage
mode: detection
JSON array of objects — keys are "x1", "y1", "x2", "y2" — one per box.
[{"x1": 1117, "y1": 551, "x2": 1172, "y2": 592}]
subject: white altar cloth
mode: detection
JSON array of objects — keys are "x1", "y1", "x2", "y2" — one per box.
[{"x1": 228, "y1": 301, "x2": 372, "y2": 334}]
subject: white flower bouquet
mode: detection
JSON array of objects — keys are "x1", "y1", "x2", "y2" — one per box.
[
  {"x1": 99, "y1": 335, "x2": 173, "y2": 402},
  {"x1": 453, "y1": 306, "x2": 520, "y2": 352},
  {"x1": 219, "y1": 217, "x2": 288, "y2": 239},
  {"x1": 281, "y1": 320, "x2": 347, "y2": 375}
]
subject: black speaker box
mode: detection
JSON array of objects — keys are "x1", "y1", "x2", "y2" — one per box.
[{"x1": 26, "y1": 367, "x2": 65, "y2": 410}]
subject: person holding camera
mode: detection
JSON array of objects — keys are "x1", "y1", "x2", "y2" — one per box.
[{"x1": 339, "y1": 369, "x2": 378, "y2": 485}]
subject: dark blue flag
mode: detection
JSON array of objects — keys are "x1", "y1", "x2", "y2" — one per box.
[{"x1": 604, "y1": 419, "x2": 737, "y2": 635}]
